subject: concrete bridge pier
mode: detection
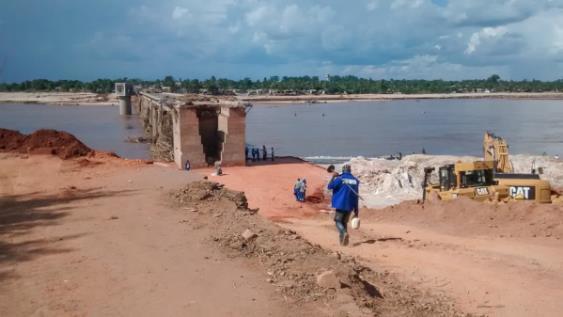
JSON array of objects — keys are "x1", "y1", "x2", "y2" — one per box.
[
  {"x1": 115, "y1": 82, "x2": 133, "y2": 116},
  {"x1": 118, "y1": 96, "x2": 132, "y2": 115}
]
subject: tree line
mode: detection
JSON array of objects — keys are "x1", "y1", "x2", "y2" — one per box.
[{"x1": 1, "y1": 75, "x2": 562, "y2": 95}]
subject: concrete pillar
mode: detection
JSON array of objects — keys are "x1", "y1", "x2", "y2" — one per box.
[
  {"x1": 119, "y1": 96, "x2": 132, "y2": 115},
  {"x1": 220, "y1": 107, "x2": 246, "y2": 166},
  {"x1": 131, "y1": 95, "x2": 140, "y2": 115},
  {"x1": 173, "y1": 106, "x2": 206, "y2": 169}
]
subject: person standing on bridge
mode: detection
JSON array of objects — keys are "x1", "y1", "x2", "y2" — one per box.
[
  {"x1": 328, "y1": 164, "x2": 359, "y2": 246},
  {"x1": 262, "y1": 145, "x2": 267, "y2": 161}
]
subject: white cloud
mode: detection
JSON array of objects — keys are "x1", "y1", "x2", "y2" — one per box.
[
  {"x1": 465, "y1": 26, "x2": 508, "y2": 55},
  {"x1": 8, "y1": 0, "x2": 563, "y2": 81},
  {"x1": 366, "y1": 0, "x2": 380, "y2": 11},
  {"x1": 391, "y1": 0, "x2": 424, "y2": 10},
  {"x1": 172, "y1": 6, "x2": 189, "y2": 20}
]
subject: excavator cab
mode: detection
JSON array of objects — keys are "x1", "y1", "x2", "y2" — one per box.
[
  {"x1": 424, "y1": 161, "x2": 501, "y2": 202},
  {"x1": 439, "y1": 165, "x2": 456, "y2": 191},
  {"x1": 459, "y1": 168, "x2": 495, "y2": 188}
]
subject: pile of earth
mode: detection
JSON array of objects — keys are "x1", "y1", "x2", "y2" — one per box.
[
  {"x1": 0, "y1": 128, "x2": 93, "y2": 159},
  {"x1": 171, "y1": 181, "x2": 468, "y2": 317}
]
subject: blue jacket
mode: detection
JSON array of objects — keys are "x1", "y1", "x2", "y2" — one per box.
[{"x1": 328, "y1": 172, "x2": 359, "y2": 213}]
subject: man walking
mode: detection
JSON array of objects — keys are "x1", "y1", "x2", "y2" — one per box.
[
  {"x1": 294, "y1": 178, "x2": 302, "y2": 201},
  {"x1": 327, "y1": 164, "x2": 359, "y2": 246}
]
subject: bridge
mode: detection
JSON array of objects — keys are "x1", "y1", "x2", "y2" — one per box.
[{"x1": 121, "y1": 87, "x2": 248, "y2": 169}]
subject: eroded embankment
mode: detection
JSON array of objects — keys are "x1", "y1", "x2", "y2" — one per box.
[
  {"x1": 0, "y1": 128, "x2": 93, "y2": 159},
  {"x1": 171, "y1": 181, "x2": 471, "y2": 317}
]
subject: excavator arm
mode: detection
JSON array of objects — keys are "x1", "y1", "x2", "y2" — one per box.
[{"x1": 483, "y1": 131, "x2": 513, "y2": 173}]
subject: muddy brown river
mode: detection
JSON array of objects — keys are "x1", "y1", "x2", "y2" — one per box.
[{"x1": 1, "y1": 99, "x2": 562, "y2": 161}]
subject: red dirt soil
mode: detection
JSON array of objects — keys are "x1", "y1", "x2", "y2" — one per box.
[{"x1": 0, "y1": 128, "x2": 93, "y2": 159}]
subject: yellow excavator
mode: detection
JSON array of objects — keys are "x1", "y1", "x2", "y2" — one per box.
[{"x1": 423, "y1": 132, "x2": 552, "y2": 203}]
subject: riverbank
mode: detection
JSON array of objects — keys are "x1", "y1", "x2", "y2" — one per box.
[
  {"x1": 241, "y1": 92, "x2": 563, "y2": 103},
  {"x1": 3, "y1": 91, "x2": 563, "y2": 106},
  {"x1": 0, "y1": 92, "x2": 118, "y2": 106}
]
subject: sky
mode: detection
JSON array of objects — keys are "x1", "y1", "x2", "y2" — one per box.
[{"x1": 1, "y1": 0, "x2": 563, "y2": 82}]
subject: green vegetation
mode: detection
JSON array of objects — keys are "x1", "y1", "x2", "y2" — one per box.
[{"x1": 1, "y1": 75, "x2": 562, "y2": 94}]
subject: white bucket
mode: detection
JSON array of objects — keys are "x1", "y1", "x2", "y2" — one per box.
[{"x1": 351, "y1": 217, "x2": 360, "y2": 230}]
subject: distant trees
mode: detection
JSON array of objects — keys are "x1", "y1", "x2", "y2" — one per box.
[
  {"x1": 1, "y1": 75, "x2": 562, "y2": 94},
  {"x1": 487, "y1": 74, "x2": 501, "y2": 84}
]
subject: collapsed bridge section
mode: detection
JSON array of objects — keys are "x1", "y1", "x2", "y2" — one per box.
[{"x1": 137, "y1": 92, "x2": 247, "y2": 169}]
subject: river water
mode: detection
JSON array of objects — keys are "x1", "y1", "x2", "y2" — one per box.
[
  {"x1": 248, "y1": 99, "x2": 563, "y2": 161},
  {"x1": 1, "y1": 99, "x2": 562, "y2": 161},
  {"x1": 0, "y1": 104, "x2": 150, "y2": 159}
]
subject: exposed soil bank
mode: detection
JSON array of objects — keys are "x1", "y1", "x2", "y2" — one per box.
[
  {"x1": 3, "y1": 91, "x2": 563, "y2": 106},
  {"x1": 0, "y1": 92, "x2": 117, "y2": 106},
  {"x1": 0, "y1": 128, "x2": 93, "y2": 159}
]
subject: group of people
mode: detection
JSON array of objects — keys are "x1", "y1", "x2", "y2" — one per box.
[
  {"x1": 246, "y1": 145, "x2": 275, "y2": 162},
  {"x1": 293, "y1": 178, "x2": 307, "y2": 202},
  {"x1": 290, "y1": 164, "x2": 360, "y2": 247}
]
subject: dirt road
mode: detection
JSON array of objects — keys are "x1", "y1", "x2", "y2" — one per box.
[
  {"x1": 0, "y1": 154, "x2": 319, "y2": 316},
  {"x1": 3, "y1": 152, "x2": 562, "y2": 316},
  {"x1": 213, "y1": 160, "x2": 563, "y2": 317}
]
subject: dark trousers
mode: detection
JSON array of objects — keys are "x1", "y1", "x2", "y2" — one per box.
[{"x1": 334, "y1": 210, "x2": 351, "y2": 240}]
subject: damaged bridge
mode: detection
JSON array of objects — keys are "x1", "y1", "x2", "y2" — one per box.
[{"x1": 135, "y1": 92, "x2": 248, "y2": 169}]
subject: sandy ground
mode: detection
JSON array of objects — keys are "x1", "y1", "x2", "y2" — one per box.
[
  {"x1": 3, "y1": 152, "x2": 563, "y2": 316},
  {"x1": 211, "y1": 160, "x2": 563, "y2": 317},
  {"x1": 241, "y1": 92, "x2": 563, "y2": 103},
  {"x1": 0, "y1": 153, "x2": 466, "y2": 317},
  {"x1": 0, "y1": 92, "x2": 118, "y2": 106},
  {"x1": 0, "y1": 154, "x2": 323, "y2": 316}
]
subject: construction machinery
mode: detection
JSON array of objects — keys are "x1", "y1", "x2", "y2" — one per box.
[{"x1": 423, "y1": 132, "x2": 552, "y2": 203}]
